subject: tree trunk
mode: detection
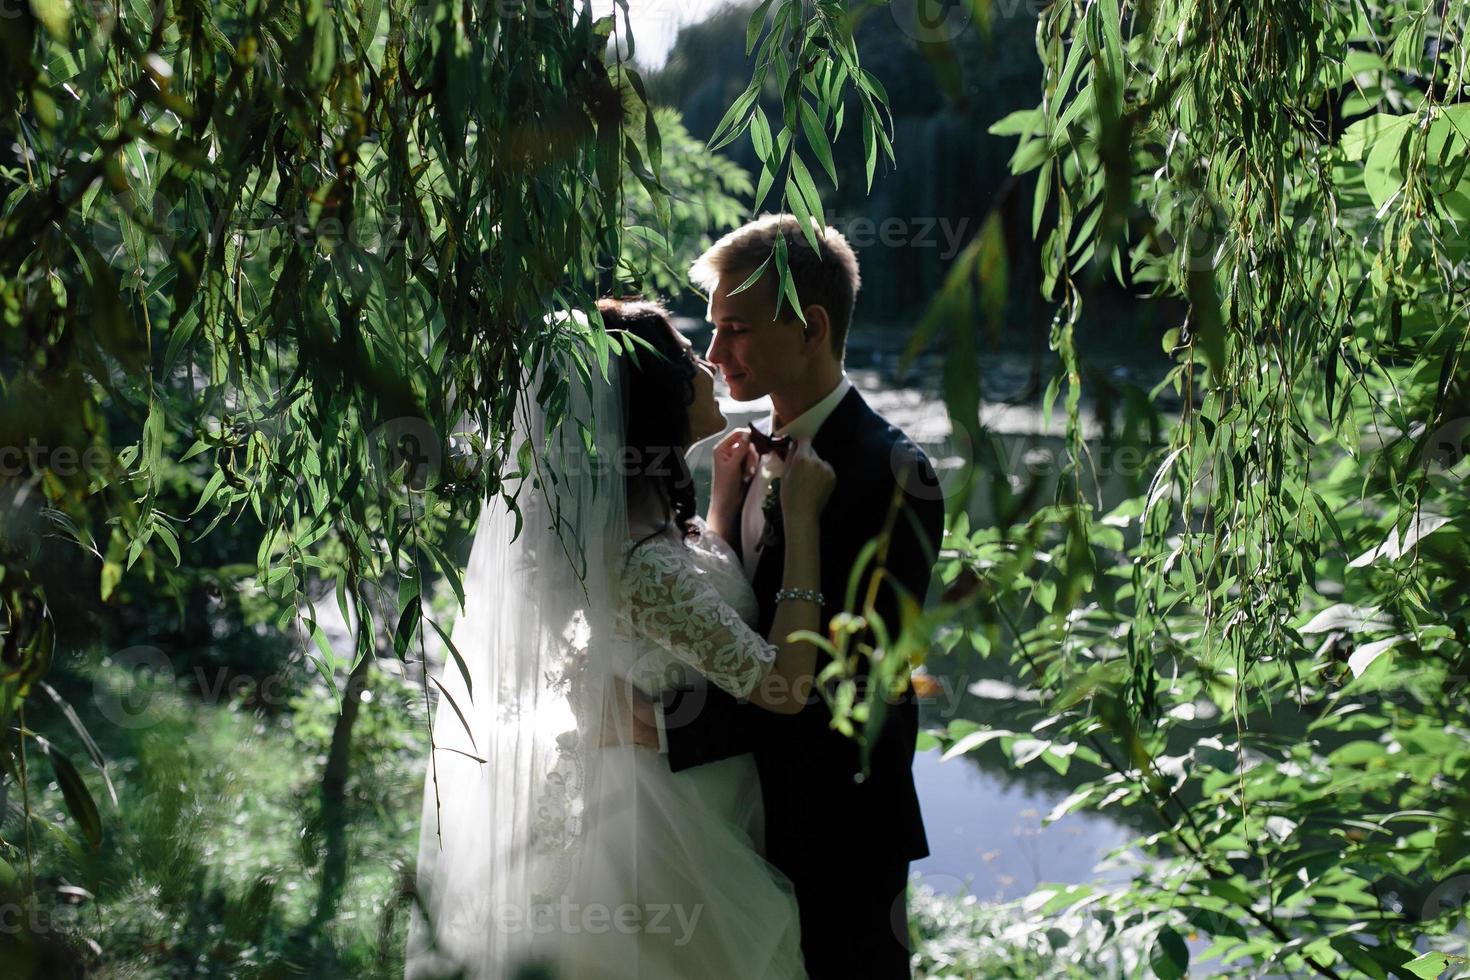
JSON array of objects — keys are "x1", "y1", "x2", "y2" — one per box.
[{"x1": 310, "y1": 619, "x2": 374, "y2": 934}]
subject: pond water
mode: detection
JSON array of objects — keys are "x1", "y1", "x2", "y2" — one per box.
[{"x1": 909, "y1": 747, "x2": 1137, "y2": 901}]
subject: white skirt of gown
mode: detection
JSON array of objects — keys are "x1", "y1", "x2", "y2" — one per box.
[
  {"x1": 549, "y1": 523, "x2": 806, "y2": 979},
  {"x1": 549, "y1": 746, "x2": 803, "y2": 979}
]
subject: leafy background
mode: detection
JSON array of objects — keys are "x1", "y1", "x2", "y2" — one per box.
[{"x1": 2, "y1": 0, "x2": 1468, "y2": 977}]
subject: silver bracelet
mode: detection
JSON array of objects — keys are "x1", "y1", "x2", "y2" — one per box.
[{"x1": 775, "y1": 587, "x2": 824, "y2": 606}]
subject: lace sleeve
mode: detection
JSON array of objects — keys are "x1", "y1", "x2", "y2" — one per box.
[{"x1": 618, "y1": 539, "x2": 778, "y2": 700}]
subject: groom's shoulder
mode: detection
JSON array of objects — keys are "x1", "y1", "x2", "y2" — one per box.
[
  {"x1": 844, "y1": 387, "x2": 925, "y2": 453},
  {"x1": 846, "y1": 392, "x2": 941, "y2": 501}
]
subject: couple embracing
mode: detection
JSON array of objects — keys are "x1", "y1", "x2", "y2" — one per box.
[{"x1": 407, "y1": 214, "x2": 944, "y2": 980}]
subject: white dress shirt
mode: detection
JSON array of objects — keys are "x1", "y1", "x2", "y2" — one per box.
[{"x1": 739, "y1": 374, "x2": 853, "y2": 579}]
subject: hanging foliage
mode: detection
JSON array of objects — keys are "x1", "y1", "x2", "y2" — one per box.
[{"x1": 923, "y1": 1, "x2": 1470, "y2": 976}]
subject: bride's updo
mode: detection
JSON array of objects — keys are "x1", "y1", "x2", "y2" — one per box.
[{"x1": 598, "y1": 297, "x2": 699, "y2": 543}]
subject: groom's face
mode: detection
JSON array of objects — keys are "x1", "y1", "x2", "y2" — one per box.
[{"x1": 704, "y1": 268, "x2": 808, "y2": 402}]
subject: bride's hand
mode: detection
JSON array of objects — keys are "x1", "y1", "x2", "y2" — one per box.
[
  {"x1": 710, "y1": 428, "x2": 753, "y2": 509},
  {"x1": 780, "y1": 441, "x2": 836, "y2": 523}
]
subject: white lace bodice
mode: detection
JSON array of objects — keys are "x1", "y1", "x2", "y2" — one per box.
[{"x1": 615, "y1": 518, "x2": 776, "y2": 699}]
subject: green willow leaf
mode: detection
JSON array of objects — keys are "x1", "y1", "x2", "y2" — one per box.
[
  {"x1": 746, "y1": 0, "x2": 774, "y2": 55},
  {"x1": 707, "y1": 82, "x2": 759, "y2": 152},
  {"x1": 786, "y1": 153, "x2": 824, "y2": 244},
  {"x1": 42, "y1": 740, "x2": 102, "y2": 850},
  {"x1": 393, "y1": 599, "x2": 421, "y2": 659},
  {"x1": 750, "y1": 106, "x2": 775, "y2": 166},
  {"x1": 798, "y1": 100, "x2": 838, "y2": 186}
]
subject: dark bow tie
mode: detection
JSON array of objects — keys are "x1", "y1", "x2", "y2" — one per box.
[{"x1": 748, "y1": 425, "x2": 793, "y2": 461}]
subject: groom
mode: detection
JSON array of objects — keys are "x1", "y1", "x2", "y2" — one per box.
[{"x1": 643, "y1": 214, "x2": 945, "y2": 977}]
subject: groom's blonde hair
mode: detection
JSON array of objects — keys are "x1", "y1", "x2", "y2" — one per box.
[{"x1": 689, "y1": 214, "x2": 861, "y2": 359}]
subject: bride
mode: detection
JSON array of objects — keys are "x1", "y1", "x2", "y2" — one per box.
[{"x1": 405, "y1": 298, "x2": 834, "y2": 979}]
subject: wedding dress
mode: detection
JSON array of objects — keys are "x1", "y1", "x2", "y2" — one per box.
[
  {"x1": 556, "y1": 518, "x2": 806, "y2": 979},
  {"x1": 405, "y1": 328, "x2": 804, "y2": 980}
]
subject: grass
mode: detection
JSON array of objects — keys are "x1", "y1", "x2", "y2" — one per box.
[{"x1": 1, "y1": 653, "x2": 427, "y2": 978}]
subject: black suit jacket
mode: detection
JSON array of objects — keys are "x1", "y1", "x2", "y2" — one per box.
[{"x1": 659, "y1": 386, "x2": 945, "y2": 877}]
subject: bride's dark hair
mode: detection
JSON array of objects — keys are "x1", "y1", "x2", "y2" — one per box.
[{"x1": 597, "y1": 297, "x2": 699, "y2": 543}]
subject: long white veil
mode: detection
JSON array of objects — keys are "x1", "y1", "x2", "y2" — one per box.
[{"x1": 405, "y1": 323, "x2": 641, "y2": 979}]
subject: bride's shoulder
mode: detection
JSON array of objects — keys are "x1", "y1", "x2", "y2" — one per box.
[{"x1": 618, "y1": 524, "x2": 684, "y2": 567}]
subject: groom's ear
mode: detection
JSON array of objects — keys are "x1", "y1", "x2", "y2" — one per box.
[{"x1": 799, "y1": 304, "x2": 831, "y2": 354}]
